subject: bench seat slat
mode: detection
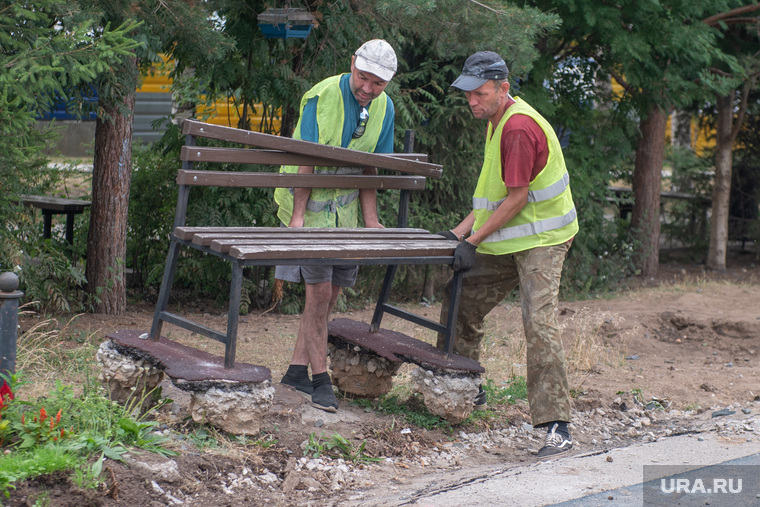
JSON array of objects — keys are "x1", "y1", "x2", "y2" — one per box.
[
  {"x1": 193, "y1": 232, "x2": 439, "y2": 248},
  {"x1": 229, "y1": 241, "x2": 456, "y2": 260},
  {"x1": 174, "y1": 226, "x2": 430, "y2": 242},
  {"x1": 177, "y1": 170, "x2": 426, "y2": 190},
  {"x1": 180, "y1": 146, "x2": 428, "y2": 166},
  {"x1": 208, "y1": 237, "x2": 449, "y2": 253},
  {"x1": 182, "y1": 120, "x2": 442, "y2": 179},
  {"x1": 20, "y1": 195, "x2": 92, "y2": 212}
]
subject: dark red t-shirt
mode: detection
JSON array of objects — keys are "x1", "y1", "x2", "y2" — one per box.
[{"x1": 498, "y1": 98, "x2": 549, "y2": 187}]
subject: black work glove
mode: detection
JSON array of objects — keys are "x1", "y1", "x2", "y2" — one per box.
[
  {"x1": 452, "y1": 240, "x2": 477, "y2": 271},
  {"x1": 434, "y1": 230, "x2": 459, "y2": 241}
]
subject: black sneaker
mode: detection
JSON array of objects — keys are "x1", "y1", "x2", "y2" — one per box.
[
  {"x1": 280, "y1": 373, "x2": 313, "y2": 395},
  {"x1": 537, "y1": 423, "x2": 573, "y2": 457},
  {"x1": 474, "y1": 386, "x2": 487, "y2": 409},
  {"x1": 311, "y1": 383, "x2": 338, "y2": 413}
]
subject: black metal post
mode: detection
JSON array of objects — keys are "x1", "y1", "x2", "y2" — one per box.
[
  {"x1": 0, "y1": 272, "x2": 22, "y2": 377},
  {"x1": 370, "y1": 130, "x2": 415, "y2": 331}
]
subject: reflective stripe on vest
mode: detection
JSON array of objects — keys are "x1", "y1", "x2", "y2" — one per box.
[
  {"x1": 481, "y1": 207, "x2": 577, "y2": 243},
  {"x1": 473, "y1": 171, "x2": 570, "y2": 211}
]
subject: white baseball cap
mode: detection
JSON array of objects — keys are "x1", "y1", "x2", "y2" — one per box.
[{"x1": 354, "y1": 39, "x2": 397, "y2": 82}]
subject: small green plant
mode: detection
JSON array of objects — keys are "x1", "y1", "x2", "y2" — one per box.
[
  {"x1": 71, "y1": 453, "x2": 105, "y2": 490},
  {"x1": 187, "y1": 426, "x2": 218, "y2": 451},
  {"x1": 350, "y1": 391, "x2": 452, "y2": 431},
  {"x1": 484, "y1": 377, "x2": 527, "y2": 406},
  {"x1": 304, "y1": 432, "x2": 381, "y2": 464}
]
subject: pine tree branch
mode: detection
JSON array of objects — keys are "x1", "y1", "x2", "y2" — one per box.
[{"x1": 467, "y1": 0, "x2": 502, "y2": 15}]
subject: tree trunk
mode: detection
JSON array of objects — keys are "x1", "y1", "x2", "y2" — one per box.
[
  {"x1": 631, "y1": 105, "x2": 667, "y2": 279},
  {"x1": 707, "y1": 92, "x2": 734, "y2": 272},
  {"x1": 86, "y1": 59, "x2": 137, "y2": 314}
]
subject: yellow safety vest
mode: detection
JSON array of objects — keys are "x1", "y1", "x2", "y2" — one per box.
[
  {"x1": 274, "y1": 74, "x2": 389, "y2": 228},
  {"x1": 472, "y1": 97, "x2": 578, "y2": 255}
]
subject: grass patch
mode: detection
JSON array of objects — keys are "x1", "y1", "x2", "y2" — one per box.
[
  {"x1": 347, "y1": 387, "x2": 453, "y2": 432},
  {"x1": 304, "y1": 432, "x2": 381, "y2": 464}
]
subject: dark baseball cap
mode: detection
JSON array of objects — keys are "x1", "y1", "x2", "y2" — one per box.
[{"x1": 451, "y1": 51, "x2": 509, "y2": 91}]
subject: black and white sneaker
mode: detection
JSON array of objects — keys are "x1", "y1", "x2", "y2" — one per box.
[
  {"x1": 474, "y1": 386, "x2": 487, "y2": 409},
  {"x1": 536, "y1": 423, "x2": 573, "y2": 457}
]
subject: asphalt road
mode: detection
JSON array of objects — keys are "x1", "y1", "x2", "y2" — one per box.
[{"x1": 363, "y1": 431, "x2": 760, "y2": 506}]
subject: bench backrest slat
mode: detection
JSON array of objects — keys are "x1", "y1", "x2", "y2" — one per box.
[
  {"x1": 177, "y1": 170, "x2": 426, "y2": 190},
  {"x1": 182, "y1": 119, "x2": 442, "y2": 178},
  {"x1": 180, "y1": 146, "x2": 428, "y2": 167}
]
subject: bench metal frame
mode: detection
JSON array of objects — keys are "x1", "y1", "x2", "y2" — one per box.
[{"x1": 149, "y1": 121, "x2": 463, "y2": 368}]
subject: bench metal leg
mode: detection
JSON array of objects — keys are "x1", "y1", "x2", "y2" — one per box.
[
  {"x1": 370, "y1": 264, "x2": 397, "y2": 332},
  {"x1": 224, "y1": 261, "x2": 244, "y2": 369},
  {"x1": 149, "y1": 240, "x2": 180, "y2": 341},
  {"x1": 443, "y1": 270, "x2": 464, "y2": 358}
]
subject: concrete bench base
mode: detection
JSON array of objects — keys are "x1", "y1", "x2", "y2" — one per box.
[
  {"x1": 100, "y1": 330, "x2": 273, "y2": 434},
  {"x1": 327, "y1": 318, "x2": 484, "y2": 423}
]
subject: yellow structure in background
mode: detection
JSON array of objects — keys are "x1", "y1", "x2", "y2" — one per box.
[
  {"x1": 136, "y1": 59, "x2": 281, "y2": 132},
  {"x1": 610, "y1": 78, "x2": 714, "y2": 156}
]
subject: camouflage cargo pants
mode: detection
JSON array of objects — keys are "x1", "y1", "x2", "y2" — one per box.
[{"x1": 437, "y1": 241, "x2": 572, "y2": 426}]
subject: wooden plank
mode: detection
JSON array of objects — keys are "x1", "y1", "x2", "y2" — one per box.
[
  {"x1": 176, "y1": 170, "x2": 426, "y2": 190},
  {"x1": 174, "y1": 226, "x2": 429, "y2": 241},
  {"x1": 20, "y1": 195, "x2": 91, "y2": 212},
  {"x1": 229, "y1": 240, "x2": 456, "y2": 260},
  {"x1": 180, "y1": 146, "x2": 428, "y2": 166},
  {"x1": 207, "y1": 236, "x2": 448, "y2": 252},
  {"x1": 182, "y1": 120, "x2": 442, "y2": 179},
  {"x1": 192, "y1": 231, "x2": 439, "y2": 247}
]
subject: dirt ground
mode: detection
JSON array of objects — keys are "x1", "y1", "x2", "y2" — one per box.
[{"x1": 7, "y1": 250, "x2": 760, "y2": 506}]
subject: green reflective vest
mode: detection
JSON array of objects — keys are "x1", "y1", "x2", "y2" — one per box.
[
  {"x1": 274, "y1": 75, "x2": 389, "y2": 228},
  {"x1": 472, "y1": 97, "x2": 578, "y2": 255}
]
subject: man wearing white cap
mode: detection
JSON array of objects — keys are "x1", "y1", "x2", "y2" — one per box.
[
  {"x1": 275, "y1": 39, "x2": 397, "y2": 412},
  {"x1": 436, "y1": 51, "x2": 578, "y2": 456}
]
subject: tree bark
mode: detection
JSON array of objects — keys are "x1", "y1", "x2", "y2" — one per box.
[
  {"x1": 707, "y1": 93, "x2": 735, "y2": 272},
  {"x1": 86, "y1": 58, "x2": 137, "y2": 314},
  {"x1": 631, "y1": 105, "x2": 667, "y2": 279}
]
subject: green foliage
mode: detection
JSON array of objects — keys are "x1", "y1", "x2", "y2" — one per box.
[
  {"x1": 660, "y1": 146, "x2": 714, "y2": 255},
  {"x1": 481, "y1": 376, "x2": 528, "y2": 406},
  {"x1": 127, "y1": 123, "x2": 182, "y2": 291},
  {"x1": 304, "y1": 432, "x2": 381, "y2": 464},
  {"x1": 0, "y1": 375, "x2": 176, "y2": 496},
  {"x1": 350, "y1": 390, "x2": 453, "y2": 431},
  {"x1": 0, "y1": 446, "x2": 80, "y2": 498}
]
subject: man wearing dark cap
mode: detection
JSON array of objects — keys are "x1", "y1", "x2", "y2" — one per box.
[
  {"x1": 436, "y1": 51, "x2": 578, "y2": 456},
  {"x1": 274, "y1": 39, "x2": 397, "y2": 412}
]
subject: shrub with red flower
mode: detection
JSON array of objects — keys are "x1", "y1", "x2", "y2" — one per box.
[
  {"x1": 0, "y1": 380, "x2": 14, "y2": 442},
  {"x1": 0, "y1": 380, "x2": 12, "y2": 409}
]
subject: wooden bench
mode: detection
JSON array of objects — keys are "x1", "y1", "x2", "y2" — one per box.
[
  {"x1": 143, "y1": 120, "x2": 469, "y2": 373},
  {"x1": 21, "y1": 195, "x2": 91, "y2": 245}
]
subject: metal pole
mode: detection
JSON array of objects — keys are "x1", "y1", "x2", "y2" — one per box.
[{"x1": 0, "y1": 272, "x2": 23, "y2": 377}]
